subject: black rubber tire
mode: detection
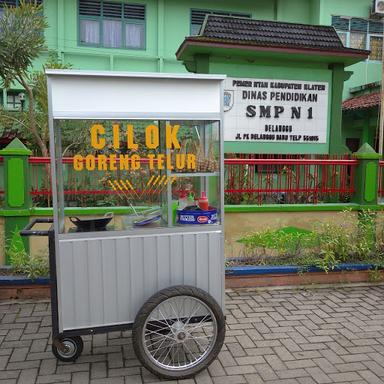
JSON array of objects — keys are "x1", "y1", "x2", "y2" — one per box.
[
  {"x1": 132, "y1": 285, "x2": 225, "y2": 379},
  {"x1": 52, "y1": 336, "x2": 83, "y2": 362}
]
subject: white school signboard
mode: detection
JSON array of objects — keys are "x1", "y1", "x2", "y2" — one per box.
[{"x1": 223, "y1": 77, "x2": 329, "y2": 145}]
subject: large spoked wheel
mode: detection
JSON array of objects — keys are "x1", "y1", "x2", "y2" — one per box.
[
  {"x1": 52, "y1": 336, "x2": 83, "y2": 362},
  {"x1": 132, "y1": 285, "x2": 225, "y2": 379}
]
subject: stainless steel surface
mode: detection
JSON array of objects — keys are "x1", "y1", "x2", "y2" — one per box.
[
  {"x1": 45, "y1": 69, "x2": 226, "y2": 80},
  {"x1": 47, "y1": 71, "x2": 226, "y2": 336},
  {"x1": 57, "y1": 230, "x2": 224, "y2": 332},
  {"x1": 50, "y1": 112, "x2": 223, "y2": 120}
]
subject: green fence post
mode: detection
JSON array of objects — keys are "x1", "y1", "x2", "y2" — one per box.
[
  {"x1": 0, "y1": 138, "x2": 32, "y2": 264},
  {"x1": 352, "y1": 143, "x2": 381, "y2": 206}
]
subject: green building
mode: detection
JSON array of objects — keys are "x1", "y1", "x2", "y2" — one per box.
[{"x1": 0, "y1": 0, "x2": 382, "y2": 153}]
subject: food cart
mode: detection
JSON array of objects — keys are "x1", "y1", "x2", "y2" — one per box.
[{"x1": 21, "y1": 70, "x2": 226, "y2": 379}]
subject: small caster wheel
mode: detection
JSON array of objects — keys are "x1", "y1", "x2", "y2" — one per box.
[{"x1": 52, "y1": 336, "x2": 83, "y2": 362}]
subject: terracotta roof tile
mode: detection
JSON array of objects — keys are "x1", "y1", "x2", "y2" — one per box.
[{"x1": 342, "y1": 92, "x2": 381, "y2": 111}]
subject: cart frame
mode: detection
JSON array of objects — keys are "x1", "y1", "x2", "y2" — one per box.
[{"x1": 22, "y1": 71, "x2": 227, "y2": 377}]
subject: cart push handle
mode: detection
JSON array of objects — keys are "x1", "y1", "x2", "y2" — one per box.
[{"x1": 20, "y1": 218, "x2": 54, "y2": 237}]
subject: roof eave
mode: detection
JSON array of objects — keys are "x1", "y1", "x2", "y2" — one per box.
[{"x1": 176, "y1": 39, "x2": 369, "y2": 66}]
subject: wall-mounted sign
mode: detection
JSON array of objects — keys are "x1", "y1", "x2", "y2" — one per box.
[{"x1": 224, "y1": 77, "x2": 328, "y2": 144}]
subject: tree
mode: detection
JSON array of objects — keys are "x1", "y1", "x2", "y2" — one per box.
[{"x1": 0, "y1": 0, "x2": 49, "y2": 156}]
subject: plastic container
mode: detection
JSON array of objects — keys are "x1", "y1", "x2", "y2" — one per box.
[
  {"x1": 177, "y1": 206, "x2": 217, "y2": 225},
  {"x1": 178, "y1": 191, "x2": 188, "y2": 210}
]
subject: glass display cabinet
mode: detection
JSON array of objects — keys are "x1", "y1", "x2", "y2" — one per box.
[
  {"x1": 53, "y1": 119, "x2": 221, "y2": 232},
  {"x1": 31, "y1": 70, "x2": 226, "y2": 379}
]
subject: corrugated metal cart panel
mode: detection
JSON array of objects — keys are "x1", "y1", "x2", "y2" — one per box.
[{"x1": 57, "y1": 230, "x2": 224, "y2": 332}]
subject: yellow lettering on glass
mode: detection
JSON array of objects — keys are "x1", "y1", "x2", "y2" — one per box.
[
  {"x1": 166, "y1": 124, "x2": 181, "y2": 149},
  {"x1": 145, "y1": 125, "x2": 159, "y2": 149},
  {"x1": 90, "y1": 124, "x2": 106, "y2": 149}
]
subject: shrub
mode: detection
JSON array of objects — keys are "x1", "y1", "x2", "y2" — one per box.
[
  {"x1": 7, "y1": 229, "x2": 49, "y2": 280},
  {"x1": 236, "y1": 210, "x2": 384, "y2": 272}
]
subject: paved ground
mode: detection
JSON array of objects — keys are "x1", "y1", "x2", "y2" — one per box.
[{"x1": 0, "y1": 284, "x2": 384, "y2": 384}]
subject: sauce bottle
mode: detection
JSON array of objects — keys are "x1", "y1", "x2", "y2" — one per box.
[{"x1": 198, "y1": 191, "x2": 209, "y2": 211}]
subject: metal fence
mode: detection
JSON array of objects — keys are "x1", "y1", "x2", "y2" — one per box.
[
  {"x1": 224, "y1": 155, "x2": 358, "y2": 205},
  {"x1": 28, "y1": 155, "x2": 359, "y2": 207}
]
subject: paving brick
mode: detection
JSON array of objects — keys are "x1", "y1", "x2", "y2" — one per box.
[
  {"x1": 242, "y1": 373, "x2": 263, "y2": 384},
  {"x1": 1, "y1": 286, "x2": 384, "y2": 384},
  {"x1": 218, "y1": 351, "x2": 237, "y2": 367},
  {"x1": 90, "y1": 378, "x2": 124, "y2": 384},
  {"x1": 297, "y1": 377, "x2": 317, "y2": 384},
  {"x1": 18, "y1": 368, "x2": 38, "y2": 384},
  {"x1": 264, "y1": 355, "x2": 286, "y2": 371},
  {"x1": 71, "y1": 372, "x2": 89, "y2": 384},
  {"x1": 108, "y1": 367, "x2": 140, "y2": 377},
  {"x1": 7, "y1": 360, "x2": 41, "y2": 370},
  {"x1": 328, "y1": 372, "x2": 363, "y2": 382},
  {"x1": 312, "y1": 358, "x2": 338, "y2": 374},
  {"x1": 305, "y1": 367, "x2": 332, "y2": 384},
  {"x1": 30, "y1": 338, "x2": 48, "y2": 353},
  {"x1": 225, "y1": 365, "x2": 256, "y2": 375},
  {"x1": 107, "y1": 353, "x2": 124, "y2": 369},
  {"x1": 36, "y1": 373, "x2": 72, "y2": 383},
  {"x1": 207, "y1": 360, "x2": 226, "y2": 377},
  {"x1": 273, "y1": 346, "x2": 295, "y2": 361},
  {"x1": 90, "y1": 362, "x2": 107, "y2": 379},
  {"x1": 0, "y1": 370, "x2": 20, "y2": 380},
  {"x1": 39, "y1": 359, "x2": 57, "y2": 376},
  {"x1": 276, "y1": 368, "x2": 308, "y2": 379},
  {"x1": 358, "y1": 370, "x2": 384, "y2": 384},
  {"x1": 5, "y1": 329, "x2": 23, "y2": 341},
  {"x1": 212, "y1": 375, "x2": 246, "y2": 384},
  {"x1": 252, "y1": 364, "x2": 278, "y2": 381},
  {"x1": 286, "y1": 359, "x2": 316, "y2": 370},
  {"x1": 56, "y1": 363, "x2": 90, "y2": 374},
  {"x1": 235, "y1": 356, "x2": 264, "y2": 366},
  {"x1": 124, "y1": 375, "x2": 142, "y2": 384},
  {"x1": 226, "y1": 343, "x2": 246, "y2": 358},
  {"x1": 334, "y1": 362, "x2": 366, "y2": 372},
  {"x1": 9, "y1": 347, "x2": 29, "y2": 362},
  {"x1": 362, "y1": 361, "x2": 384, "y2": 378}
]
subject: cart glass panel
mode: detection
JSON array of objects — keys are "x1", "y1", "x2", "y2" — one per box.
[{"x1": 53, "y1": 119, "x2": 221, "y2": 233}]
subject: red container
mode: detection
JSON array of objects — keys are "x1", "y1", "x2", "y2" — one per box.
[{"x1": 198, "y1": 191, "x2": 209, "y2": 210}]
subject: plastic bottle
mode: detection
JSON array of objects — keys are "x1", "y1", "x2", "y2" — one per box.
[
  {"x1": 188, "y1": 192, "x2": 195, "y2": 205},
  {"x1": 178, "y1": 191, "x2": 188, "y2": 210},
  {"x1": 198, "y1": 191, "x2": 209, "y2": 211}
]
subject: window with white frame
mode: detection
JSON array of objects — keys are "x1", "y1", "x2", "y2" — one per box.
[
  {"x1": 79, "y1": 0, "x2": 145, "y2": 49},
  {"x1": 190, "y1": 9, "x2": 251, "y2": 36},
  {"x1": 6, "y1": 93, "x2": 21, "y2": 110},
  {"x1": 332, "y1": 16, "x2": 383, "y2": 61}
]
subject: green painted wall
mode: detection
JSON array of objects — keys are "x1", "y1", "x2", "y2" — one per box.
[
  {"x1": 1, "y1": 0, "x2": 378, "y2": 101},
  {"x1": 318, "y1": 0, "x2": 382, "y2": 99},
  {"x1": 1, "y1": 0, "x2": 380, "y2": 155},
  {"x1": 39, "y1": 0, "x2": 283, "y2": 73},
  {"x1": 342, "y1": 111, "x2": 378, "y2": 151}
]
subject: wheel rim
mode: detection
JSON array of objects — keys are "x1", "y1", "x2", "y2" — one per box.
[
  {"x1": 58, "y1": 339, "x2": 77, "y2": 358},
  {"x1": 142, "y1": 295, "x2": 218, "y2": 371}
]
